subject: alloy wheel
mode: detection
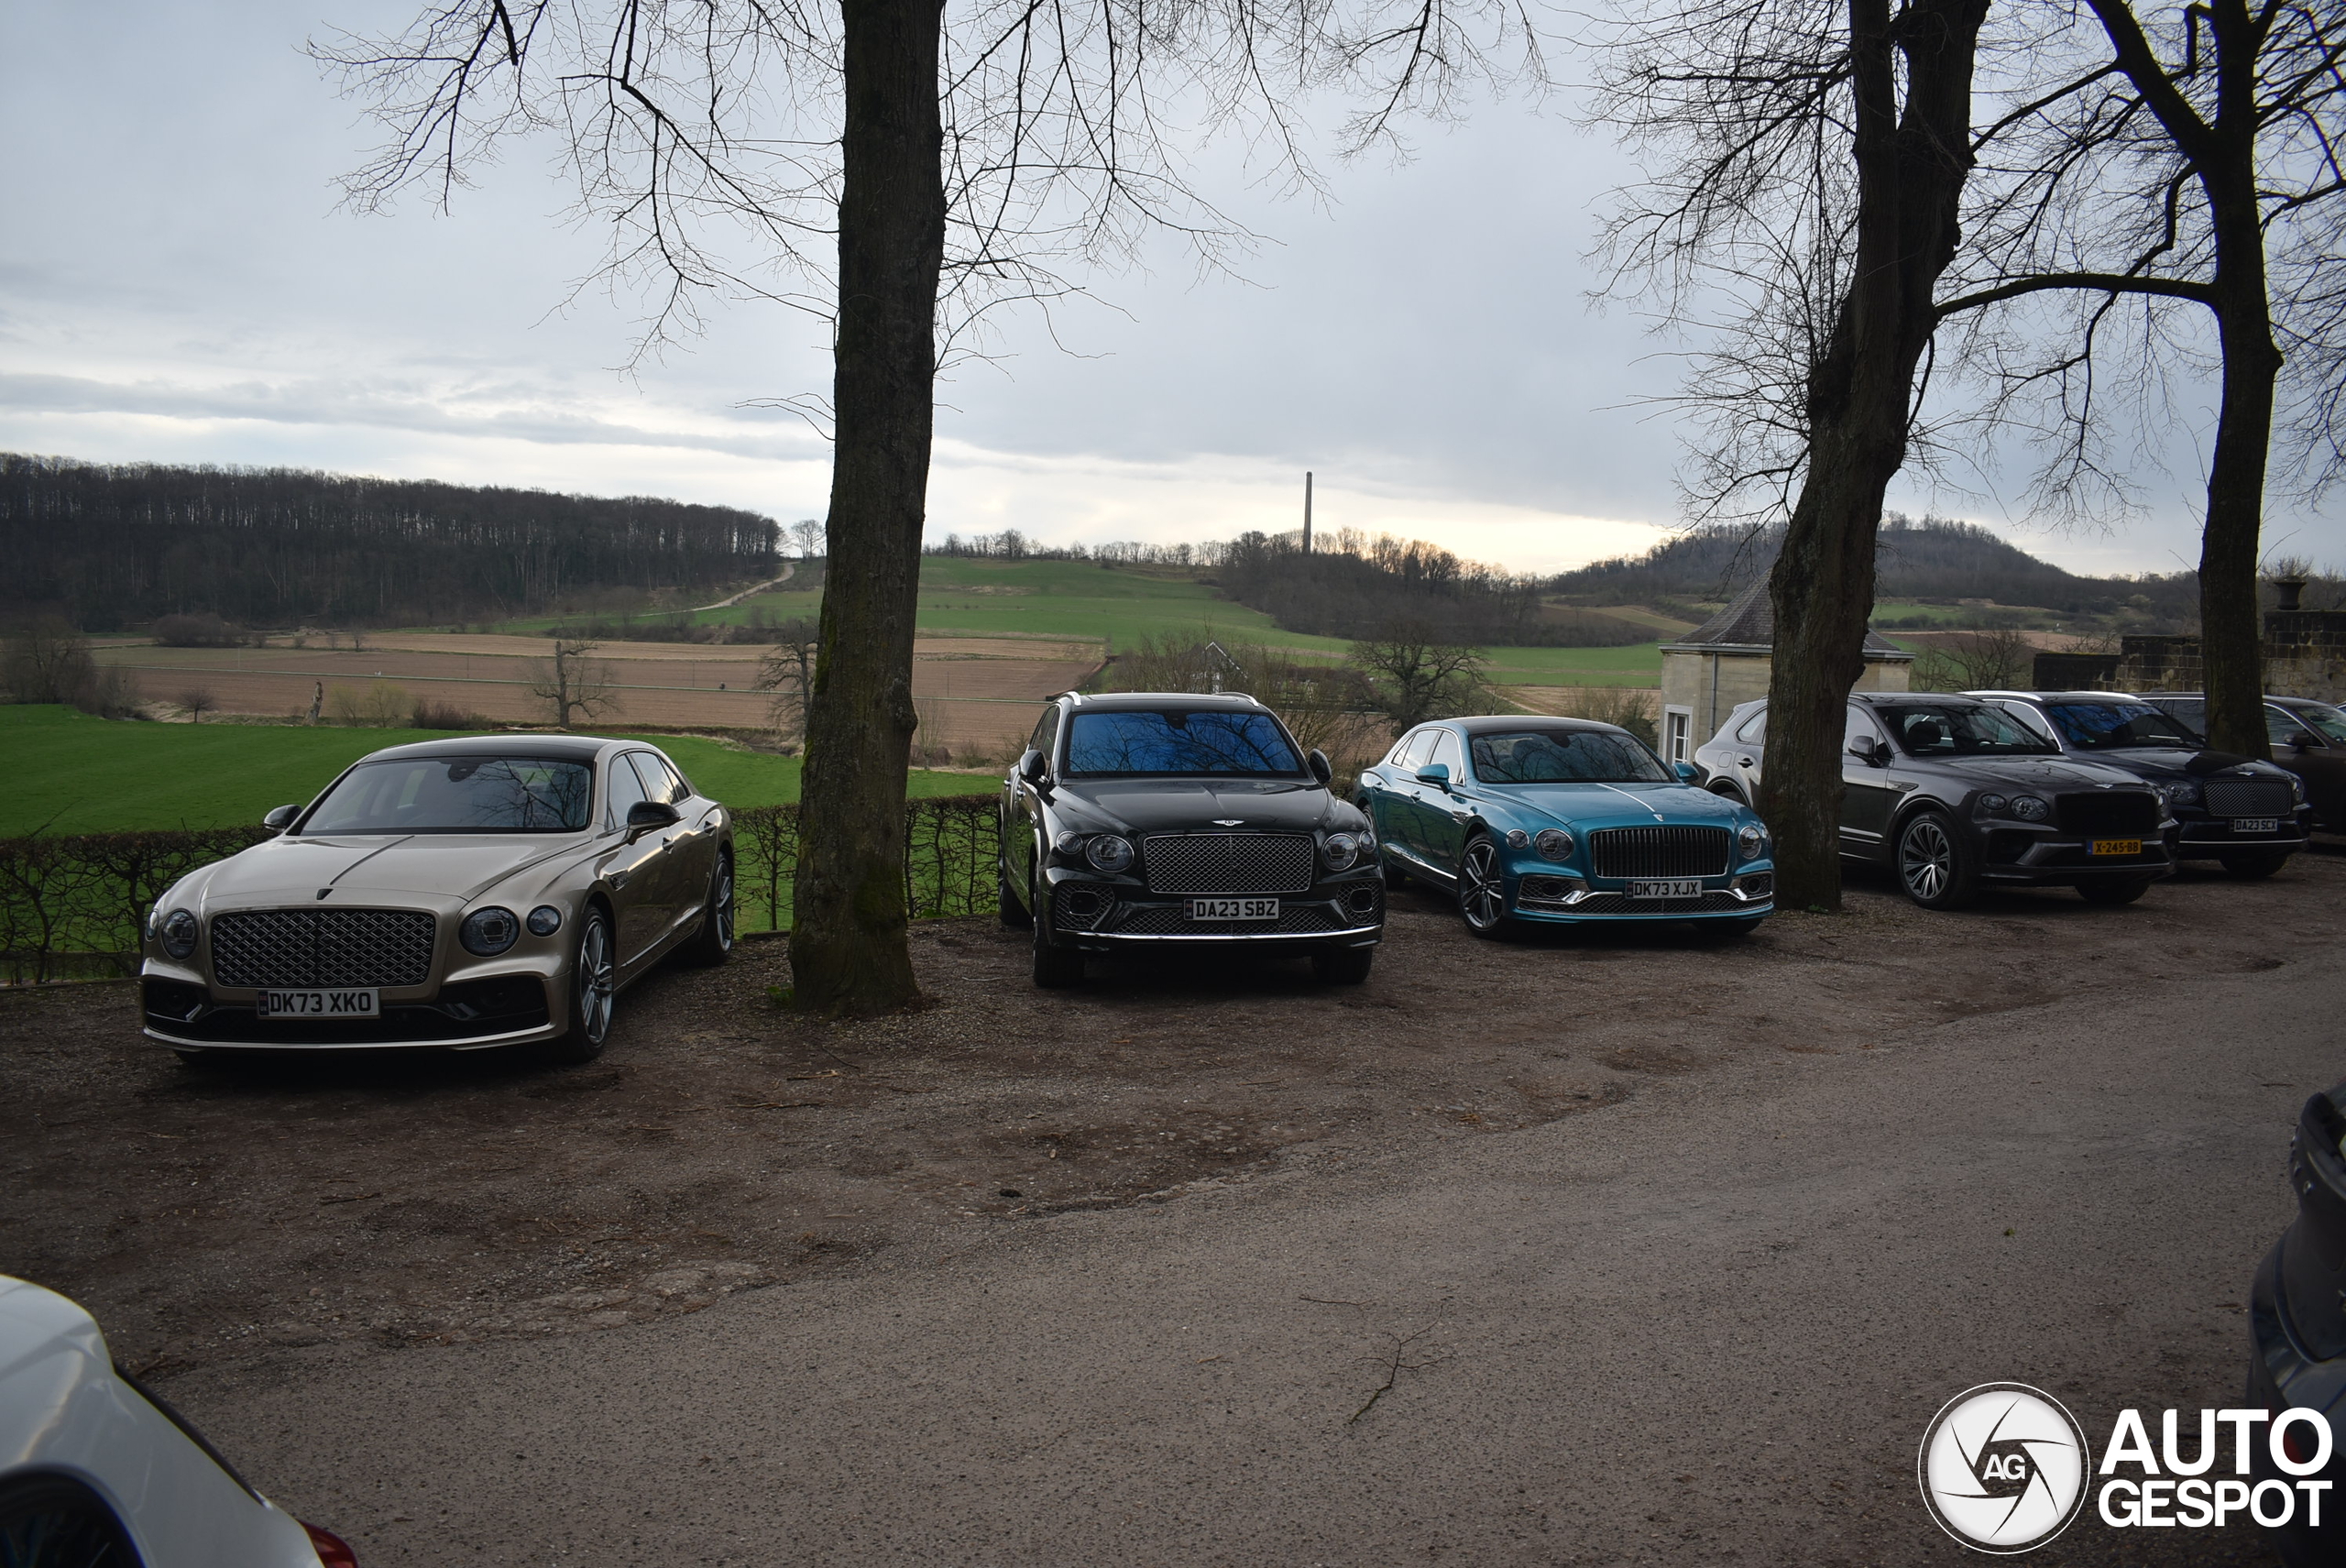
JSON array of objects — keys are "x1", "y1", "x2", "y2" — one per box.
[
  {"x1": 711, "y1": 859, "x2": 736, "y2": 950},
  {"x1": 1459, "y1": 839, "x2": 1507, "y2": 932},
  {"x1": 576, "y1": 915, "x2": 616, "y2": 1045},
  {"x1": 1900, "y1": 818, "x2": 1953, "y2": 903}
]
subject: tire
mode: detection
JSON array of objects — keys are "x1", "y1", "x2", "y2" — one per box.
[
  {"x1": 546, "y1": 905, "x2": 616, "y2": 1064},
  {"x1": 2220, "y1": 851, "x2": 2290, "y2": 880},
  {"x1": 1893, "y1": 810, "x2": 1980, "y2": 910},
  {"x1": 0, "y1": 1475, "x2": 140, "y2": 1568},
  {"x1": 1455, "y1": 833, "x2": 1513, "y2": 938},
  {"x1": 999, "y1": 866, "x2": 1033, "y2": 928},
  {"x1": 1031, "y1": 879, "x2": 1084, "y2": 988},
  {"x1": 675, "y1": 852, "x2": 735, "y2": 966},
  {"x1": 1312, "y1": 947, "x2": 1375, "y2": 984},
  {"x1": 2078, "y1": 877, "x2": 2152, "y2": 905}
]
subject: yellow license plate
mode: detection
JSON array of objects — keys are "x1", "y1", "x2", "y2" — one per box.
[{"x1": 2090, "y1": 839, "x2": 2143, "y2": 856}]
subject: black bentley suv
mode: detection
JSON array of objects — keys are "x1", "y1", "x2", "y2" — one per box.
[
  {"x1": 1967, "y1": 690, "x2": 2312, "y2": 877},
  {"x1": 998, "y1": 692, "x2": 1385, "y2": 987},
  {"x1": 1693, "y1": 692, "x2": 2176, "y2": 909}
]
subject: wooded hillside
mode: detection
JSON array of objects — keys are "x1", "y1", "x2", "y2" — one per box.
[{"x1": 0, "y1": 455, "x2": 780, "y2": 630}]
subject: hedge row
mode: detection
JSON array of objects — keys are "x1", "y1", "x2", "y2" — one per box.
[{"x1": 0, "y1": 795, "x2": 1000, "y2": 984}]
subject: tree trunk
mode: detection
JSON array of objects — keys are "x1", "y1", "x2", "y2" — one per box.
[
  {"x1": 2193, "y1": 1, "x2": 2279, "y2": 761},
  {"x1": 1756, "y1": 0, "x2": 1988, "y2": 911},
  {"x1": 788, "y1": 0, "x2": 946, "y2": 1015}
]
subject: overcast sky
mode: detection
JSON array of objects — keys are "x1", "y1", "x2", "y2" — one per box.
[{"x1": 3, "y1": 0, "x2": 2321, "y2": 578}]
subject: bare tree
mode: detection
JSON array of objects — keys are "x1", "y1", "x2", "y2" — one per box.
[
  {"x1": 789, "y1": 518, "x2": 824, "y2": 561},
  {"x1": 176, "y1": 688, "x2": 218, "y2": 724},
  {"x1": 318, "y1": 0, "x2": 1537, "y2": 1014},
  {"x1": 752, "y1": 619, "x2": 822, "y2": 740},
  {"x1": 529, "y1": 641, "x2": 619, "y2": 729},
  {"x1": 1590, "y1": 0, "x2": 1991, "y2": 908},
  {"x1": 1910, "y1": 626, "x2": 2034, "y2": 690},
  {"x1": 1347, "y1": 620, "x2": 1493, "y2": 735}
]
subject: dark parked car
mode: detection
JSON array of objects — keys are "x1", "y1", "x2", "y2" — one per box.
[
  {"x1": 2135, "y1": 693, "x2": 2346, "y2": 832},
  {"x1": 1966, "y1": 690, "x2": 2312, "y2": 877},
  {"x1": 2246, "y1": 1083, "x2": 2346, "y2": 1566},
  {"x1": 998, "y1": 692, "x2": 1384, "y2": 987},
  {"x1": 1693, "y1": 692, "x2": 2176, "y2": 909},
  {"x1": 1353, "y1": 716, "x2": 1774, "y2": 937}
]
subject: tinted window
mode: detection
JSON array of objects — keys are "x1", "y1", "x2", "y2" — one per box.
[
  {"x1": 1734, "y1": 709, "x2": 1767, "y2": 744},
  {"x1": 1469, "y1": 729, "x2": 1671, "y2": 784},
  {"x1": 1844, "y1": 707, "x2": 1884, "y2": 751},
  {"x1": 304, "y1": 757, "x2": 595, "y2": 834},
  {"x1": 2041, "y1": 702, "x2": 2198, "y2": 750},
  {"x1": 1427, "y1": 730, "x2": 1461, "y2": 774},
  {"x1": 1062, "y1": 709, "x2": 1303, "y2": 776},
  {"x1": 605, "y1": 751, "x2": 651, "y2": 829},
  {"x1": 1394, "y1": 729, "x2": 1431, "y2": 770},
  {"x1": 1878, "y1": 703, "x2": 2057, "y2": 756},
  {"x1": 2159, "y1": 700, "x2": 2208, "y2": 740},
  {"x1": 1028, "y1": 707, "x2": 1059, "y2": 759},
  {"x1": 2267, "y1": 705, "x2": 2320, "y2": 746},
  {"x1": 2291, "y1": 702, "x2": 2346, "y2": 743},
  {"x1": 630, "y1": 752, "x2": 689, "y2": 805}
]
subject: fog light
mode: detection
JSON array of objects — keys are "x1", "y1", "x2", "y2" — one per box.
[
  {"x1": 526, "y1": 905, "x2": 564, "y2": 937},
  {"x1": 460, "y1": 906, "x2": 521, "y2": 956},
  {"x1": 160, "y1": 909, "x2": 198, "y2": 959}
]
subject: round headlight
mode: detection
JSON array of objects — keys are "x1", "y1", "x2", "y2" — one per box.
[
  {"x1": 1977, "y1": 793, "x2": 2009, "y2": 816},
  {"x1": 2289, "y1": 773, "x2": 2307, "y2": 801},
  {"x1": 1533, "y1": 828, "x2": 1573, "y2": 861},
  {"x1": 526, "y1": 905, "x2": 564, "y2": 938},
  {"x1": 1084, "y1": 834, "x2": 1135, "y2": 874},
  {"x1": 160, "y1": 909, "x2": 198, "y2": 959},
  {"x1": 1054, "y1": 829, "x2": 1085, "y2": 857},
  {"x1": 2010, "y1": 795, "x2": 2050, "y2": 822},
  {"x1": 2159, "y1": 780, "x2": 2201, "y2": 806},
  {"x1": 460, "y1": 906, "x2": 521, "y2": 956},
  {"x1": 1504, "y1": 828, "x2": 1530, "y2": 850},
  {"x1": 1738, "y1": 824, "x2": 1767, "y2": 860},
  {"x1": 1323, "y1": 832, "x2": 1360, "y2": 871}
]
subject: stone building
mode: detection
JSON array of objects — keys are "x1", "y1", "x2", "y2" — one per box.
[
  {"x1": 2029, "y1": 580, "x2": 2346, "y2": 700},
  {"x1": 1655, "y1": 583, "x2": 1915, "y2": 763}
]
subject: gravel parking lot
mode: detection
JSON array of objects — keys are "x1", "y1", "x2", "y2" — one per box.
[{"x1": 5, "y1": 851, "x2": 2338, "y2": 1386}]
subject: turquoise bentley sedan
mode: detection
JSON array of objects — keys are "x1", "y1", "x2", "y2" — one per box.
[{"x1": 1353, "y1": 717, "x2": 1776, "y2": 936}]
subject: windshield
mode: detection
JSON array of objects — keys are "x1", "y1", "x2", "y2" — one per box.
[
  {"x1": 1879, "y1": 704, "x2": 2057, "y2": 757},
  {"x1": 1469, "y1": 729, "x2": 1671, "y2": 784},
  {"x1": 2295, "y1": 702, "x2": 2346, "y2": 743},
  {"x1": 2041, "y1": 701, "x2": 2200, "y2": 750},
  {"x1": 1062, "y1": 709, "x2": 1304, "y2": 777},
  {"x1": 302, "y1": 756, "x2": 597, "y2": 834}
]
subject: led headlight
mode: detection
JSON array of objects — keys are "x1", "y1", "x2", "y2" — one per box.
[
  {"x1": 526, "y1": 905, "x2": 564, "y2": 938},
  {"x1": 1084, "y1": 834, "x2": 1135, "y2": 874},
  {"x1": 2289, "y1": 773, "x2": 2308, "y2": 801},
  {"x1": 1976, "y1": 794, "x2": 2009, "y2": 816},
  {"x1": 1322, "y1": 832, "x2": 1360, "y2": 871},
  {"x1": 1505, "y1": 828, "x2": 1530, "y2": 850},
  {"x1": 1533, "y1": 828, "x2": 1573, "y2": 861},
  {"x1": 460, "y1": 906, "x2": 521, "y2": 956},
  {"x1": 1738, "y1": 824, "x2": 1768, "y2": 860},
  {"x1": 2158, "y1": 780, "x2": 2201, "y2": 807},
  {"x1": 2009, "y1": 795, "x2": 2050, "y2": 822},
  {"x1": 160, "y1": 909, "x2": 198, "y2": 959},
  {"x1": 1054, "y1": 829, "x2": 1085, "y2": 857}
]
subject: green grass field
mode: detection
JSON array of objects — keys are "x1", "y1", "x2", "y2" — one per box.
[{"x1": 5, "y1": 707, "x2": 984, "y2": 837}]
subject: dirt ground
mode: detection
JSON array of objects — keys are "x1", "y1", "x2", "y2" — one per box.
[{"x1": 3, "y1": 848, "x2": 2340, "y2": 1387}]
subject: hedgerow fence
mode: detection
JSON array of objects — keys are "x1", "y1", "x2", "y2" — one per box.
[{"x1": 0, "y1": 794, "x2": 1000, "y2": 983}]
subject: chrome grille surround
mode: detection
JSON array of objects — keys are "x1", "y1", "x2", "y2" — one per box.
[
  {"x1": 211, "y1": 908, "x2": 438, "y2": 989},
  {"x1": 1586, "y1": 826, "x2": 1732, "y2": 881},
  {"x1": 1141, "y1": 833, "x2": 1315, "y2": 894},
  {"x1": 1111, "y1": 905, "x2": 1338, "y2": 936},
  {"x1": 2203, "y1": 778, "x2": 2292, "y2": 818}
]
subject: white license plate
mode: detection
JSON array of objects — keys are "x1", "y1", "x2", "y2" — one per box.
[
  {"x1": 257, "y1": 988, "x2": 379, "y2": 1019},
  {"x1": 2231, "y1": 817, "x2": 2279, "y2": 833},
  {"x1": 1190, "y1": 897, "x2": 1278, "y2": 921},
  {"x1": 1626, "y1": 879, "x2": 1703, "y2": 899}
]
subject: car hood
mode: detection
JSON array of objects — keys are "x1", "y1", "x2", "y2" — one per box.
[
  {"x1": 1902, "y1": 754, "x2": 2154, "y2": 791},
  {"x1": 1468, "y1": 779, "x2": 1748, "y2": 830},
  {"x1": 180, "y1": 833, "x2": 593, "y2": 912},
  {"x1": 2062, "y1": 747, "x2": 2292, "y2": 784},
  {"x1": 1053, "y1": 778, "x2": 1350, "y2": 835}
]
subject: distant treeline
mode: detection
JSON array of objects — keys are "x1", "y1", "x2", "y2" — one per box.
[
  {"x1": 1551, "y1": 515, "x2": 2201, "y2": 620},
  {"x1": 2, "y1": 455, "x2": 780, "y2": 630},
  {"x1": 1211, "y1": 532, "x2": 1652, "y2": 646}
]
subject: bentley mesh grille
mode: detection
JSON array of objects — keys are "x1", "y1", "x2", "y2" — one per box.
[
  {"x1": 1111, "y1": 905, "x2": 1338, "y2": 936},
  {"x1": 2202, "y1": 778, "x2": 2292, "y2": 818},
  {"x1": 1141, "y1": 833, "x2": 1315, "y2": 894},
  {"x1": 2054, "y1": 792, "x2": 2161, "y2": 838},
  {"x1": 1587, "y1": 826, "x2": 1731, "y2": 880},
  {"x1": 211, "y1": 909, "x2": 437, "y2": 989}
]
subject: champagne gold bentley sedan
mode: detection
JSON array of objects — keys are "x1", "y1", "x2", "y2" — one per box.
[{"x1": 138, "y1": 736, "x2": 735, "y2": 1066}]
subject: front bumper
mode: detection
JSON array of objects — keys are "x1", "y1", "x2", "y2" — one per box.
[
  {"x1": 1043, "y1": 866, "x2": 1384, "y2": 952},
  {"x1": 1507, "y1": 861, "x2": 1774, "y2": 924},
  {"x1": 1974, "y1": 825, "x2": 2176, "y2": 884},
  {"x1": 139, "y1": 971, "x2": 561, "y2": 1051},
  {"x1": 2171, "y1": 806, "x2": 2315, "y2": 860}
]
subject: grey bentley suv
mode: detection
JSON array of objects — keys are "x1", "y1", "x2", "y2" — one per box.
[
  {"x1": 998, "y1": 692, "x2": 1385, "y2": 987},
  {"x1": 1693, "y1": 692, "x2": 2176, "y2": 909}
]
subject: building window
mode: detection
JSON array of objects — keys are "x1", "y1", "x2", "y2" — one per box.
[{"x1": 1663, "y1": 707, "x2": 1693, "y2": 763}]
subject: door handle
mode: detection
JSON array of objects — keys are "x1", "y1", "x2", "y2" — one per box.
[{"x1": 1738, "y1": 757, "x2": 1754, "y2": 767}]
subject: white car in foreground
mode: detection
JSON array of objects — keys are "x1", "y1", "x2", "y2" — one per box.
[{"x1": 0, "y1": 1275, "x2": 355, "y2": 1567}]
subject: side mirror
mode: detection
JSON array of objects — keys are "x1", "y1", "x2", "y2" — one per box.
[
  {"x1": 1847, "y1": 740, "x2": 1888, "y2": 766},
  {"x1": 1018, "y1": 749, "x2": 1049, "y2": 785},
  {"x1": 262, "y1": 804, "x2": 301, "y2": 831},
  {"x1": 2292, "y1": 732, "x2": 2316, "y2": 752},
  {"x1": 1307, "y1": 749, "x2": 1333, "y2": 784},
  {"x1": 626, "y1": 799, "x2": 682, "y2": 839},
  {"x1": 1415, "y1": 762, "x2": 1452, "y2": 789},
  {"x1": 1672, "y1": 761, "x2": 1700, "y2": 784}
]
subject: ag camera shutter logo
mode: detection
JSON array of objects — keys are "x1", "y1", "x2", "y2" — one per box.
[{"x1": 1918, "y1": 1383, "x2": 2090, "y2": 1552}]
